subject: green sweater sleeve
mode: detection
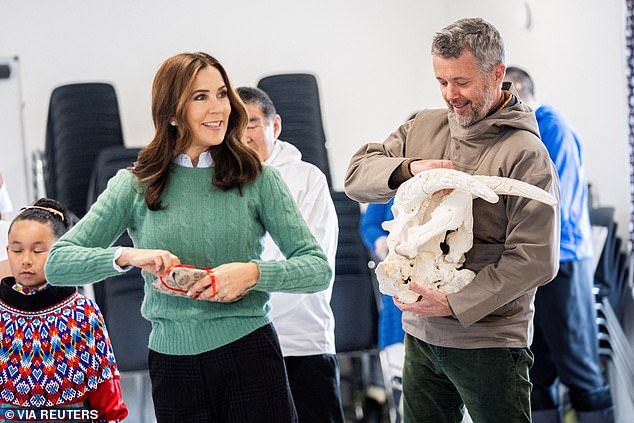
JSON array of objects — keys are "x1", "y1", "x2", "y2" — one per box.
[
  {"x1": 45, "y1": 170, "x2": 136, "y2": 285},
  {"x1": 252, "y1": 166, "x2": 332, "y2": 294}
]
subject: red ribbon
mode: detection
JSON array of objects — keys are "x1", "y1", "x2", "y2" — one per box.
[
  {"x1": 205, "y1": 268, "x2": 216, "y2": 298},
  {"x1": 159, "y1": 264, "x2": 215, "y2": 299}
]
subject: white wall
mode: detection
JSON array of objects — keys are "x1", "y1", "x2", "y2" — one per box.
[
  {"x1": 0, "y1": 0, "x2": 444, "y2": 190},
  {"x1": 0, "y1": 0, "x2": 629, "y2": 242}
]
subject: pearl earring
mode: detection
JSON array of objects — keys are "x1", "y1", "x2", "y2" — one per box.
[{"x1": 170, "y1": 120, "x2": 177, "y2": 126}]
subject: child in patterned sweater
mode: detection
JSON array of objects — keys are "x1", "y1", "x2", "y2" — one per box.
[{"x1": 0, "y1": 198, "x2": 127, "y2": 422}]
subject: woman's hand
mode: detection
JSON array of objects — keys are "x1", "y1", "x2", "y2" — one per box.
[
  {"x1": 188, "y1": 262, "x2": 260, "y2": 302},
  {"x1": 116, "y1": 248, "x2": 180, "y2": 277}
]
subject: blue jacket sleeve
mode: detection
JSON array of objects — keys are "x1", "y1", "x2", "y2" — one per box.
[{"x1": 359, "y1": 199, "x2": 394, "y2": 252}]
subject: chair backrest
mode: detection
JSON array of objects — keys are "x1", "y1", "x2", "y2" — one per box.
[
  {"x1": 257, "y1": 73, "x2": 332, "y2": 187},
  {"x1": 45, "y1": 82, "x2": 124, "y2": 217},
  {"x1": 102, "y1": 268, "x2": 149, "y2": 371},
  {"x1": 86, "y1": 146, "x2": 140, "y2": 210},
  {"x1": 87, "y1": 146, "x2": 149, "y2": 372},
  {"x1": 330, "y1": 191, "x2": 378, "y2": 353},
  {"x1": 590, "y1": 207, "x2": 630, "y2": 321},
  {"x1": 590, "y1": 208, "x2": 619, "y2": 300}
]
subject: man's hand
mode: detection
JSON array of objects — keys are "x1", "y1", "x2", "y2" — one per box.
[
  {"x1": 409, "y1": 159, "x2": 453, "y2": 176},
  {"x1": 409, "y1": 160, "x2": 455, "y2": 195},
  {"x1": 393, "y1": 283, "x2": 454, "y2": 317}
]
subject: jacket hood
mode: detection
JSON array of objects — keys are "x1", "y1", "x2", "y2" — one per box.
[{"x1": 265, "y1": 140, "x2": 302, "y2": 166}]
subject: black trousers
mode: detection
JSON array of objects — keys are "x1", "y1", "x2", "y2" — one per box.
[
  {"x1": 531, "y1": 259, "x2": 612, "y2": 412},
  {"x1": 284, "y1": 354, "x2": 345, "y2": 423},
  {"x1": 148, "y1": 324, "x2": 297, "y2": 423}
]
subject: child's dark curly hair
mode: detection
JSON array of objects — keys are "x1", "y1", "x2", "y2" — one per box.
[{"x1": 9, "y1": 198, "x2": 77, "y2": 238}]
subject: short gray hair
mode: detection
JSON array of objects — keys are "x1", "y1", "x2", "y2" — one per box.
[{"x1": 431, "y1": 17, "x2": 505, "y2": 73}]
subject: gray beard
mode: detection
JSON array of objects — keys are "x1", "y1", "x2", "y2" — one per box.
[
  {"x1": 449, "y1": 110, "x2": 475, "y2": 127},
  {"x1": 447, "y1": 91, "x2": 498, "y2": 127}
]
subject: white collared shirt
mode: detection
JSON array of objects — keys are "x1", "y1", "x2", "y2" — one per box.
[{"x1": 173, "y1": 151, "x2": 214, "y2": 168}]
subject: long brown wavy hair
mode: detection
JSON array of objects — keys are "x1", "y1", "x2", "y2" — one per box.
[{"x1": 132, "y1": 52, "x2": 262, "y2": 210}]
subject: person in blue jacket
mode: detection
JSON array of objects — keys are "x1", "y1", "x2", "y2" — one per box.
[
  {"x1": 360, "y1": 198, "x2": 405, "y2": 350},
  {"x1": 506, "y1": 67, "x2": 613, "y2": 423}
]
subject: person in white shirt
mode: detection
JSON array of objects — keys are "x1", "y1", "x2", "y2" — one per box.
[
  {"x1": 0, "y1": 220, "x2": 9, "y2": 277},
  {"x1": 0, "y1": 172, "x2": 12, "y2": 276},
  {"x1": 237, "y1": 87, "x2": 343, "y2": 423},
  {"x1": 0, "y1": 172, "x2": 13, "y2": 221}
]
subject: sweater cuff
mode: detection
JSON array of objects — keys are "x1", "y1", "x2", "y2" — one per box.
[
  {"x1": 388, "y1": 159, "x2": 415, "y2": 189},
  {"x1": 251, "y1": 260, "x2": 278, "y2": 293}
]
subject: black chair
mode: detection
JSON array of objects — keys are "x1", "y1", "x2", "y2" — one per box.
[
  {"x1": 589, "y1": 206, "x2": 634, "y2": 409},
  {"x1": 592, "y1": 237, "x2": 634, "y2": 408},
  {"x1": 86, "y1": 146, "x2": 149, "y2": 372},
  {"x1": 330, "y1": 191, "x2": 399, "y2": 422},
  {"x1": 44, "y1": 82, "x2": 124, "y2": 217},
  {"x1": 100, "y1": 268, "x2": 148, "y2": 371},
  {"x1": 86, "y1": 146, "x2": 140, "y2": 213},
  {"x1": 257, "y1": 73, "x2": 332, "y2": 186},
  {"x1": 330, "y1": 191, "x2": 378, "y2": 353},
  {"x1": 590, "y1": 207, "x2": 627, "y2": 319},
  {"x1": 87, "y1": 146, "x2": 154, "y2": 422}
]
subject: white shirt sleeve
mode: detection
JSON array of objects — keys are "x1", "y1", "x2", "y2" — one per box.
[
  {"x1": 294, "y1": 169, "x2": 338, "y2": 270},
  {"x1": 112, "y1": 246, "x2": 133, "y2": 273}
]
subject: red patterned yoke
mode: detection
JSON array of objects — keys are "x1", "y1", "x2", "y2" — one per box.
[{"x1": 0, "y1": 292, "x2": 119, "y2": 408}]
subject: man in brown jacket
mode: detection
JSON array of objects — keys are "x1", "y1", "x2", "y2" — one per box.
[{"x1": 345, "y1": 18, "x2": 560, "y2": 423}]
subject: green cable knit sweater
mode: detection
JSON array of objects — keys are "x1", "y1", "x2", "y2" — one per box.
[{"x1": 45, "y1": 165, "x2": 331, "y2": 356}]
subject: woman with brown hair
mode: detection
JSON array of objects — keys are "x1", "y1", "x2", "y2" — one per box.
[{"x1": 45, "y1": 52, "x2": 331, "y2": 422}]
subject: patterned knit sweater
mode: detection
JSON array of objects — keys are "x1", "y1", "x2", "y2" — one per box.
[
  {"x1": 45, "y1": 165, "x2": 331, "y2": 356},
  {"x1": 0, "y1": 279, "x2": 120, "y2": 411}
]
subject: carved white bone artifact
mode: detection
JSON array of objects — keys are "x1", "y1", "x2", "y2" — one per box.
[{"x1": 375, "y1": 168, "x2": 557, "y2": 304}]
